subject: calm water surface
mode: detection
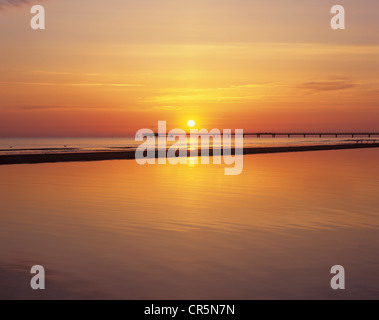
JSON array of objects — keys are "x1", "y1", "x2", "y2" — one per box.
[{"x1": 0, "y1": 148, "x2": 379, "y2": 299}]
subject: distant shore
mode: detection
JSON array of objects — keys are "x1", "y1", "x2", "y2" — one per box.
[{"x1": 0, "y1": 143, "x2": 378, "y2": 165}]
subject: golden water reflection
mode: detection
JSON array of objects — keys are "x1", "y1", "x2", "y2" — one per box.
[{"x1": 0, "y1": 149, "x2": 379, "y2": 299}]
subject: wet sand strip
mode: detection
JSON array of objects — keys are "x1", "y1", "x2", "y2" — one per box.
[{"x1": 0, "y1": 143, "x2": 378, "y2": 165}]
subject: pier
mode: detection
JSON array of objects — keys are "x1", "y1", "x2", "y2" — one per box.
[{"x1": 152, "y1": 132, "x2": 379, "y2": 138}]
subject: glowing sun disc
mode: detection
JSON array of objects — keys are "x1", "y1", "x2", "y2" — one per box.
[{"x1": 187, "y1": 120, "x2": 195, "y2": 127}]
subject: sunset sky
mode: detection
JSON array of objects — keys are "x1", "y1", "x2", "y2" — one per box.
[{"x1": 0, "y1": 0, "x2": 378, "y2": 136}]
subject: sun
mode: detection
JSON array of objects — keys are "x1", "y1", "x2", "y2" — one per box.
[{"x1": 187, "y1": 120, "x2": 196, "y2": 128}]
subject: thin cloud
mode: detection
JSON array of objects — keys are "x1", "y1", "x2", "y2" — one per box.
[
  {"x1": 0, "y1": 0, "x2": 44, "y2": 9},
  {"x1": 3, "y1": 105, "x2": 126, "y2": 111},
  {"x1": 152, "y1": 105, "x2": 183, "y2": 111},
  {"x1": 296, "y1": 80, "x2": 357, "y2": 92},
  {"x1": 229, "y1": 83, "x2": 281, "y2": 89},
  {"x1": 0, "y1": 81, "x2": 143, "y2": 88},
  {"x1": 3, "y1": 105, "x2": 91, "y2": 111},
  {"x1": 144, "y1": 84, "x2": 274, "y2": 104}
]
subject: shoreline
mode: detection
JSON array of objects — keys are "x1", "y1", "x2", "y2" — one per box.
[{"x1": 0, "y1": 143, "x2": 378, "y2": 165}]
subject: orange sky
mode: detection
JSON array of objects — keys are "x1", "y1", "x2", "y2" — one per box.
[{"x1": 0, "y1": 0, "x2": 378, "y2": 136}]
